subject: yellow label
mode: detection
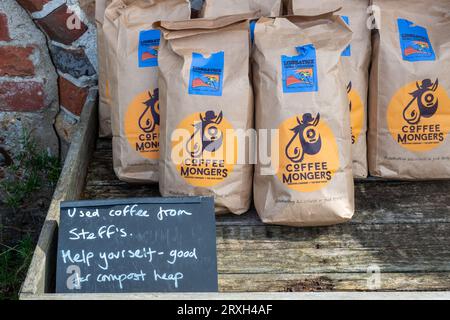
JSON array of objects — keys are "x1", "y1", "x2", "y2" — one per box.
[
  {"x1": 124, "y1": 89, "x2": 160, "y2": 159},
  {"x1": 277, "y1": 113, "x2": 340, "y2": 193},
  {"x1": 347, "y1": 82, "x2": 364, "y2": 145},
  {"x1": 387, "y1": 79, "x2": 450, "y2": 152},
  {"x1": 172, "y1": 110, "x2": 236, "y2": 187}
]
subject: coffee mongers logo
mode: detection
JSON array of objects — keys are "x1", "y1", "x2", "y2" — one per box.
[
  {"x1": 285, "y1": 113, "x2": 322, "y2": 163},
  {"x1": 277, "y1": 113, "x2": 339, "y2": 193},
  {"x1": 403, "y1": 79, "x2": 439, "y2": 125},
  {"x1": 387, "y1": 79, "x2": 450, "y2": 152},
  {"x1": 186, "y1": 110, "x2": 224, "y2": 157},
  {"x1": 347, "y1": 82, "x2": 364, "y2": 145},
  {"x1": 139, "y1": 89, "x2": 160, "y2": 133},
  {"x1": 172, "y1": 110, "x2": 236, "y2": 187},
  {"x1": 124, "y1": 89, "x2": 160, "y2": 159}
]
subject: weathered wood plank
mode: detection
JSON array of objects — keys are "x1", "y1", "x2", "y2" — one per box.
[
  {"x1": 77, "y1": 138, "x2": 450, "y2": 293},
  {"x1": 217, "y1": 246, "x2": 450, "y2": 274},
  {"x1": 216, "y1": 223, "x2": 450, "y2": 250},
  {"x1": 20, "y1": 98, "x2": 98, "y2": 298},
  {"x1": 19, "y1": 291, "x2": 450, "y2": 300},
  {"x1": 82, "y1": 184, "x2": 160, "y2": 199},
  {"x1": 218, "y1": 273, "x2": 450, "y2": 292}
]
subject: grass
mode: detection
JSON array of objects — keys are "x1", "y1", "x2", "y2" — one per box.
[
  {"x1": 0, "y1": 129, "x2": 62, "y2": 299},
  {"x1": 0, "y1": 235, "x2": 34, "y2": 300},
  {"x1": 0, "y1": 129, "x2": 61, "y2": 209}
]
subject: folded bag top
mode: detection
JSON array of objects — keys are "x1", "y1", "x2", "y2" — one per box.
[{"x1": 199, "y1": 0, "x2": 283, "y2": 18}]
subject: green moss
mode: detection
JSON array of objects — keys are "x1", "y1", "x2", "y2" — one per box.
[
  {"x1": 0, "y1": 235, "x2": 34, "y2": 300},
  {"x1": 0, "y1": 128, "x2": 61, "y2": 209}
]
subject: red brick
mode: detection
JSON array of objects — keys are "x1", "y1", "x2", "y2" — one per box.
[
  {"x1": 58, "y1": 77, "x2": 88, "y2": 116},
  {"x1": 16, "y1": 0, "x2": 50, "y2": 13},
  {"x1": 35, "y1": 4, "x2": 88, "y2": 45},
  {"x1": 0, "y1": 81, "x2": 45, "y2": 112},
  {"x1": 0, "y1": 46, "x2": 35, "y2": 77},
  {"x1": 0, "y1": 13, "x2": 10, "y2": 41}
]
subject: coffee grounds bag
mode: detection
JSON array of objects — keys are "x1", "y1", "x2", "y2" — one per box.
[
  {"x1": 291, "y1": 0, "x2": 371, "y2": 178},
  {"x1": 200, "y1": 0, "x2": 282, "y2": 18},
  {"x1": 155, "y1": 14, "x2": 254, "y2": 214},
  {"x1": 369, "y1": 0, "x2": 450, "y2": 179},
  {"x1": 97, "y1": 0, "x2": 112, "y2": 138},
  {"x1": 104, "y1": 0, "x2": 191, "y2": 183},
  {"x1": 253, "y1": 13, "x2": 355, "y2": 226}
]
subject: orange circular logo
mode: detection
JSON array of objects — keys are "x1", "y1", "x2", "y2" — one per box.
[
  {"x1": 124, "y1": 89, "x2": 160, "y2": 159},
  {"x1": 171, "y1": 111, "x2": 236, "y2": 187},
  {"x1": 387, "y1": 79, "x2": 450, "y2": 152},
  {"x1": 347, "y1": 82, "x2": 364, "y2": 145},
  {"x1": 277, "y1": 114, "x2": 340, "y2": 193}
]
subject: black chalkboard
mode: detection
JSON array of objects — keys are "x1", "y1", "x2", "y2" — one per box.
[{"x1": 55, "y1": 197, "x2": 218, "y2": 293}]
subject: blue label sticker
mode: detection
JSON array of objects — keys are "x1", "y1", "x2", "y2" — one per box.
[
  {"x1": 281, "y1": 44, "x2": 318, "y2": 93},
  {"x1": 188, "y1": 51, "x2": 224, "y2": 96},
  {"x1": 341, "y1": 16, "x2": 351, "y2": 57},
  {"x1": 250, "y1": 20, "x2": 257, "y2": 44},
  {"x1": 138, "y1": 29, "x2": 160, "y2": 68},
  {"x1": 397, "y1": 18, "x2": 435, "y2": 62}
]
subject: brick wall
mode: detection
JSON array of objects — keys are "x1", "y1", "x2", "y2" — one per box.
[
  {"x1": 0, "y1": 0, "x2": 98, "y2": 159},
  {"x1": 0, "y1": 0, "x2": 59, "y2": 162}
]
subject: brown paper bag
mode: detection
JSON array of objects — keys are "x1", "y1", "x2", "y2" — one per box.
[
  {"x1": 103, "y1": 0, "x2": 191, "y2": 183},
  {"x1": 291, "y1": 0, "x2": 371, "y2": 178},
  {"x1": 369, "y1": 0, "x2": 450, "y2": 179},
  {"x1": 200, "y1": 0, "x2": 282, "y2": 18},
  {"x1": 253, "y1": 14, "x2": 355, "y2": 226},
  {"x1": 155, "y1": 14, "x2": 254, "y2": 214},
  {"x1": 97, "y1": 0, "x2": 112, "y2": 138}
]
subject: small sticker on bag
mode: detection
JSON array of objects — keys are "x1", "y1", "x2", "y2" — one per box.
[
  {"x1": 281, "y1": 44, "x2": 318, "y2": 93},
  {"x1": 138, "y1": 29, "x2": 160, "y2": 68},
  {"x1": 250, "y1": 20, "x2": 257, "y2": 44},
  {"x1": 188, "y1": 51, "x2": 224, "y2": 96},
  {"x1": 397, "y1": 18, "x2": 436, "y2": 62},
  {"x1": 341, "y1": 16, "x2": 351, "y2": 57}
]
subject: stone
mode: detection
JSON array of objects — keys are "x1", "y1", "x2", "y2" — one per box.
[
  {"x1": 34, "y1": 4, "x2": 88, "y2": 45},
  {"x1": 0, "y1": 112, "x2": 59, "y2": 159},
  {"x1": 0, "y1": 46, "x2": 35, "y2": 77},
  {"x1": 49, "y1": 44, "x2": 95, "y2": 78}
]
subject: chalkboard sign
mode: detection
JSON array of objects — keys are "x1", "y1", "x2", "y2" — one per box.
[{"x1": 55, "y1": 197, "x2": 218, "y2": 293}]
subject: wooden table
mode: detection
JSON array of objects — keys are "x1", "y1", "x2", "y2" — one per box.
[
  {"x1": 82, "y1": 139, "x2": 450, "y2": 292},
  {"x1": 19, "y1": 103, "x2": 450, "y2": 299}
]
